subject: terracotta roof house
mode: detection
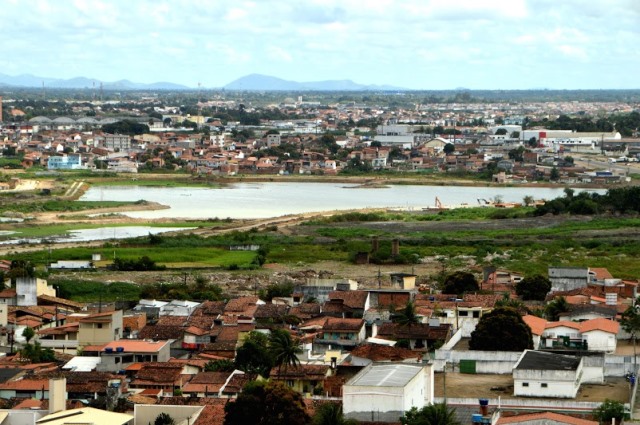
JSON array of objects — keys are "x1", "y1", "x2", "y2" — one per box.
[
  {"x1": 94, "y1": 340, "x2": 172, "y2": 373},
  {"x1": 323, "y1": 291, "x2": 370, "y2": 318},
  {"x1": 349, "y1": 343, "x2": 421, "y2": 365},
  {"x1": 289, "y1": 303, "x2": 322, "y2": 321},
  {"x1": 65, "y1": 371, "x2": 126, "y2": 401},
  {"x1": 538, "y1": 318, "x2": 619, "y2": 352},
  {"x1": 269, "y1": 364, "x2": 331, "y2": 395},
  {"x1": 130, "y1": 362, "x2": 186, "y2": 395},
  {"x1": 37, "y1": 322, "x2": 79, "y2": 352},
  {"x1": 254, "y1": 304, "x2": 290, "y2": 324},
  {"x1": 181, "y1": 371, "x2": 230, "y2": 397},
  {"x1": 496, "y1": 411, "x2": 597, "y2": 425},
  {"x1": 315, "y1": 318, "x2": 366, "y2": 351},
  {"x1": 375, "y1": 322, "x2": 452, "y2": 351}
]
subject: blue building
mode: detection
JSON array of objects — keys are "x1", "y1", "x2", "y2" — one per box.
[{"x1": 47, "y1": 155, "x2": 83, "y2": 170}]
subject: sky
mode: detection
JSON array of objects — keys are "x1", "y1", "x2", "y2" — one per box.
[{"x1": 1, "y1": 0, "x2": 638, "y2": 90}]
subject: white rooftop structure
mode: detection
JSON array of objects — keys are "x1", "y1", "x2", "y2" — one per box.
[
  {"x1": 348, "y1": 363, "x2": 422, "y2": 387},
  {"x1": 160, "y1": 300, "x2": 201, "y2": 316},
  {"x1": 344, "y1": 363, "x2": 432, "y2": 422},
  {"x1": 134, "y1": 299, "x2": 169, "y2": 309},
  {"x1": 62, "y1": 356, "x2": 101, "y2": 372}
]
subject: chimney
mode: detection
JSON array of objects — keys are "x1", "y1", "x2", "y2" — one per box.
[
  {"x1": 371, "y1": 237, "x2": 379, "y2": 253},
  {"x1": 49, "y1": 377, "x2": 67, "y2": 414},
  {"x1": 391, "y1": 239, "x2": 400, "y2": 256},
  {"x1": 479, "y1": 398, "x2": 489, "y2": 416}
]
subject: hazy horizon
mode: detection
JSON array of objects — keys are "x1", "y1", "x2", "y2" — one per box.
[{"x1": 0, "y1": 0, "x2": 638, "y2": 90}]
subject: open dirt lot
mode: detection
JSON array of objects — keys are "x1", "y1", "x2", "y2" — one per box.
[{"x1": 434, "y1": 372, "x2": 631, "y2": 403}]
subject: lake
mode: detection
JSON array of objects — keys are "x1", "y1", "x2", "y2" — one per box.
[{"x1": 80, "y1": 182, "x2": 595, "y2": 219}]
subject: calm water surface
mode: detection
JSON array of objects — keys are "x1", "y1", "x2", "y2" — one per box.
[{"x1": 80, "y1": 182, "x2": 596, "y2": 219}]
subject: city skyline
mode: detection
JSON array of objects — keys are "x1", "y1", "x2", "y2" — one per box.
[{"x1": 0, "y1": 0, "x2": 638, "y2": 90}]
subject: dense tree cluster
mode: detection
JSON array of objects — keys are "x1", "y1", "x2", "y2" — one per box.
[
  {"x1": 224, "y1": 380, "x2": 309, "y2": 425},
  {"x1": 111, "y1": 256, "x2": 166, "y2": 271},
  {"x1": 102, "y1": 119, "x2": 149, "y2": 135},
  {"x1": 534, "y1": 186, "x2": 640, "y2": 216},
  {"x1": 469, "y1": 307, "x2": 533, "y2": 351},
  {"x1": 140, "y1": 276, "x2": 223, "y2": 301},
  {"x1": 400, "y1": 403, "x2": 461, "y2": 425},
  {"x1": 442, "y1": 271, "x2": 479, "y2": 296},
  {"x1": 529, "y1": 112, "x2": 640, "y2": 137},
  {"x1": 515, "y1": 275, "x2": 552, "y2": 301}
]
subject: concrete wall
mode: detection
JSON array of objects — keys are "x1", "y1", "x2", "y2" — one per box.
[
  {"x1": 0, "y1": 409, "x2": 47, "y2": 425},
  {"x1": 134, "y1": 404, "x2": 203, "y2": 425},
  {"x1": 16, "y1": 277, "x2": 55, "y2": 306},
  {"x1": 78, "y1": 310, "x2": 123, "y2": 346},
  {"x1": 434, "y1": 349, "x2": 522, "y2": 374},
  {"x1": 513, "y1": 361, "x2": 582, "y2": 398},
  {"x1": 548, "y1": 267, "x2": 589, "y2": 292},
  {"x1": 435, "y1": 397, "x2": 610, "y2": 412}
]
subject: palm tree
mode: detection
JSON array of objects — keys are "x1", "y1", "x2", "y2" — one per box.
[
  {"x1": 400, "y1": 403, "x2": 460, "y2": 425},
  {"x1": 269, "y1": 329, "x2": 302, "y2": 374},
  {"x1": 394, "y1": 301, "x2": 420, "y2": 325},
  {"x1": 545, "y1": 296, "x2": 569, "y2": 321},
  {"x1": 312, "y1": 403, "x2": 357, "y2": 425}
]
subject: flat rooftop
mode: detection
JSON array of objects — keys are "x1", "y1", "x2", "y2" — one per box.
[{"x1": 347, "y1": 363, "x2": 423, "y2": 387}]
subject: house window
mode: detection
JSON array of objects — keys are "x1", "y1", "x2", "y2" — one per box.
[
  {"x1": 97, "y1": 323, "x2": 103, "y2": 329},
  {"x1": 541, "y1": 383, "x2": 548, "y2": 388},
  {"x1": 522, "y1": 382, "x2": 529, "y2": 387},
  {"x1": 458, "y1": 311, "x2": 468, "y2": 317},
  {"x1": 473, "y1": 311, "x2": 480, "y2": 318}
]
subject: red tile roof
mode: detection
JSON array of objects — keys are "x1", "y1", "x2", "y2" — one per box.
[
  {"x1": 579, "y1": 318, "x2": 620, "y2": 334},
  {"x1": 102, "y1": 340, "x2": 170, "y2": 353},
  {"x1": 350, "y1": 343, "x2": 421, "y2": 362},
  {"x1": 545, "y1": 321, "x2": 581, "y2": 331},
  {"x1": 327, "y1": 291, "x2": 368, "y2": 309},
  {"x1": 322, "y1": 317, "x2": 365, "y2": 332},
  {"x1": 523, "y1": 315, "x2": 547, "y2": 336},
  {"x1": 497, "y1": 412, "x2": 597, "y2": 425}
]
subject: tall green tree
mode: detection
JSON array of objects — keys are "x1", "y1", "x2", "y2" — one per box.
[
  {"x1": 312, "y1": 403, "x2": 357, "y2": 425},
  {"x1": 20, "y1": 341, "x2": 56, "y2": 363},
  {"x1": 593, "y1": 399, "x2": 624, "y2": 425},
  {"x1": 393, "y1": 301, "x2": 420, "y2": 325},
  {"x1": 269, "y1": 329, "x2": 302, "y2": 373},
  {"x1": 235, "y1": 331, "x2": 273, "y2": 376},
  {"x1": 22, "y1": 327, "x2": 35, "y2": 344},
  {"x1": 545, "y1": 296, "x2": 570, "y2": 321},
  {"x1": 443, "y1": 271, "x2": 479, "y2": 296},
  {"x1": 469, "y1": 307, "x2": 533, "y2": 351},
  {"x1": 154, "y1": 413, "x2": 176, "y2": 425},
  {"x1": 400, "y1": 403, "x2": 460, "y2": 425},
  {"x1": 515, "y1": 275, "x2": 552, "y2": 301},
  {"x1": 620, "y1": 298, "x2": 640, "y2": 370},
  {"x1": 224, "y1": 381, "x2": 310, "y2": 425}
]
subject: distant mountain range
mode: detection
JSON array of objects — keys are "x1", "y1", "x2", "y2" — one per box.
[
  {"x1": 222, "y1": 73, "x2": 405, "y2": 91},
  {"x1": 0, "y1": 72, "x2": 405, "y2": 91},
  {"x1": 0, "y1": 73, "x2": 190, "y2": 90}
]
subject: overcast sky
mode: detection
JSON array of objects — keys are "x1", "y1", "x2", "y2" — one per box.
[{"x1": 1, "y1": 0, "x2": 638, "y2": 90}]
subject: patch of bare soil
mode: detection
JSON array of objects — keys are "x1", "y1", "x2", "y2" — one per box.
[{"x1": 434, "y1": 372, "x2": 631, "y2": 403}]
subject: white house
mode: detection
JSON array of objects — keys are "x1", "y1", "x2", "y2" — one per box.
[
  {"x1": 343, "y1": 363, "x2": 432, "y2": 422},
  {"x1": 541, "y1": 318, "x2": 619, "y2": 352},
  {"x1": 513, "y1": 350, "x2": 583, "y2": 398},
  {"x1": 579, "y1": 318, "x2": 619, "y2": 352}
]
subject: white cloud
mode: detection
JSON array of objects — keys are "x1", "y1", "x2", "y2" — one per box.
[{"x1": 0, "y1": 0, "x2": 637, "y2": 89}]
